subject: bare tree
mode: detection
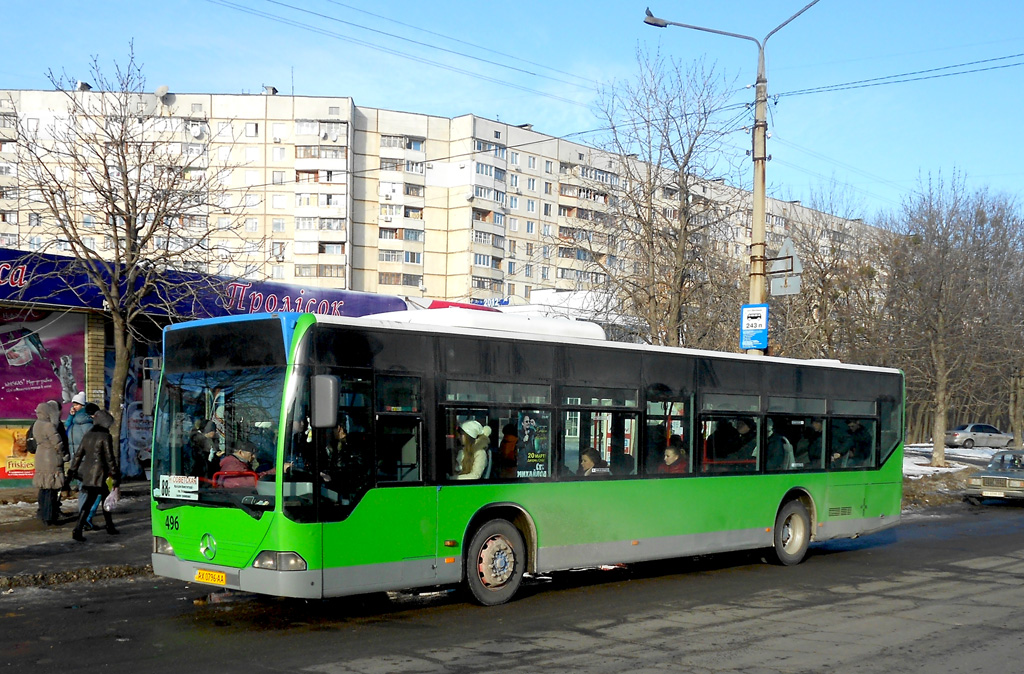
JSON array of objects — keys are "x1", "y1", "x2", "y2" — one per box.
[
  {"x1": 10, "y1": 47, "x2": 257, "y2": 445},
  {"x1": 879, "y1": 174, "x2": 1005, "y2": 465},
  {"x1": 585, "y1": 48, "x2": 749, "y2": 348},
  {"x1": 771, "y1": 187, "x2": 888, "y2": 363}
]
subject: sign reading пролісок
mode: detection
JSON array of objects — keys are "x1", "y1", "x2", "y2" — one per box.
[{"x1": 740, "y1": 303, "x2": 769, "y2": 351}]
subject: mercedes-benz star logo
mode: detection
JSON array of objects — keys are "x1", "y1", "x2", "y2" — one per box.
[{"x1": 199, "y1": 533, "x2": 217, "y2": 560}]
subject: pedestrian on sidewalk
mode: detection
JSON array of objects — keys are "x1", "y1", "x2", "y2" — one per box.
[
  {"x1": 31, "y1": 401, "x2": 66, "y2": 525},
  {"x1": 65, "y1": 396, "x2": 99, "y2": 527},
  {"x1": 67, "y1": 409, "x2": 120, "y2": 542}
]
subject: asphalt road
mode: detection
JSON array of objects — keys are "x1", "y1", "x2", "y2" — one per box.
[{"x1": 5, "y1": 501, "x2": 1024, "y2": 674}]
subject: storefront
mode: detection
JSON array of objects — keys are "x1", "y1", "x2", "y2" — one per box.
[{"x1": 0, "y1": 247, "x2": 408, "y2": 487}]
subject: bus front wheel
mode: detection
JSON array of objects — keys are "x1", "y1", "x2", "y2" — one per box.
[
  {"x1": 465, "y1": 520, "x2": 525, "y2": 606},
  {"x1": 771, "y1": 500, "x2": 810, "y2": 566}
]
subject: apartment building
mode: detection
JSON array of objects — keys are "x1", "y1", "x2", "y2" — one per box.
[{"x1": 0, "y1": 88, "x2": 863, "y2": 306}]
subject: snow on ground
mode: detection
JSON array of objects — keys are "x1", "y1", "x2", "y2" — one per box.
[{"x1": 903, "y1": 443, "x2": 997, "y2": 478}]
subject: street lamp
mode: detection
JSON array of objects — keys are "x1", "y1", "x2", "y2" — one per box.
[{"x1": 644, "y1": 2, "x2": 821, "y2": 353}]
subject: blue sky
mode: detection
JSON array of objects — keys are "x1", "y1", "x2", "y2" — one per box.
[{"x1": 4, "y1": 1, "x2": 1022, "y2": 221}]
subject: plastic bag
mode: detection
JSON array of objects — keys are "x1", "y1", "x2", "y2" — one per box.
[{"x1": 103, "y1": 487, "x2": 120, "y2": 512}]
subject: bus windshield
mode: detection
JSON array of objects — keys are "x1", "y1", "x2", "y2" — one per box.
[{"x1": 152, "y1": 366, "x2": 285, "y2": 508}]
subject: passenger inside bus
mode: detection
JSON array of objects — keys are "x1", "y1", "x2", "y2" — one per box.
[
  {"x1": 452, "y1": 420, "x2": 492, "y2": 480},
  {"x1": 497, "y1": 423, "x2": 519, "y2": 479},
  {"x1": 795, "y1": 419, "x2": 824, "y2": 467},
  {"x1": 831, "y1": 418, "x2": 873, "y2": 467},
  {"x1": 728, "y1": 418, "x2": 758, "y2": 460},
  {"x1": 764, "y1": 419, "x2": 796, "y2": 471},
  {"x1": 578, "y1": 447, "x2": 610, "y2": 477},
  {"x1": 657, "y1": 435, "x2": 688, "y2": 474}
]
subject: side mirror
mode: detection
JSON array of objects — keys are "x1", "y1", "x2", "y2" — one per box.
[{"x1": 310, "y1": 375, "x2": 339, "y2": 428}]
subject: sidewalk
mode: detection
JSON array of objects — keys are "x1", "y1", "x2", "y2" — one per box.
[{"x1": 0, "y1": 480, "x2": 153, "y2": 589}]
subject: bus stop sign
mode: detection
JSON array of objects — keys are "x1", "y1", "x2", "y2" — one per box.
[{"x1": 740, "y1": 303, "x2": 769, "y2": 351}]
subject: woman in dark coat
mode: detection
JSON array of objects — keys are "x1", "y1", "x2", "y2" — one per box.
[
  {"x1": 31, "y1": 402, "x2": 65, "y2": 525},
  {"x1": 67, "y1": 409, "x2": 121, "y2": 541}
]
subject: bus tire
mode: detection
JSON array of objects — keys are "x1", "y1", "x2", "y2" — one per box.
[
  {"x1": 771, "y1": 500, "x2": 810, "y2": 566},
  {"x1": 465, "y1": 519, "x2": 525, "y2": 606}
]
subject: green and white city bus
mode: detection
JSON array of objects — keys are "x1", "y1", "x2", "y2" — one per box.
[{"x1": 150, "y1": 310, "x2": 903, "y2": 605}]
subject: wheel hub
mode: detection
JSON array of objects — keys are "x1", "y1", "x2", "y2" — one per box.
[{"x1": 478, "y1": 534, "x2": 515, "y2": 588}]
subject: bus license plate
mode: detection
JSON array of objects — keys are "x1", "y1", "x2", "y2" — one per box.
[
  {"x1": 195, "y1": 569, "x2": 227, "y2": 585},
  {"x1": 982, "y1": 491, "x2": 1005, "y2": 498}
]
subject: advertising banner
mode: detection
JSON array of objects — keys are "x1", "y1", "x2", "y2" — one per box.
[
  {"x1": 0, "y1": 426, "x2": 35, "y2": 480},
  {"x1": 0, "y1": 311, "x2": 86, "y2": 419}
]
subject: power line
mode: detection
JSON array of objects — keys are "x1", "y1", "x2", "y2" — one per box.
[
  {"x1": 319, "y1": 0, "x2": 596, "y2": 87},
  {"x1": 262, "y1": 0, "x2": 596, "y2": 92},
  {"x1": 776, "y1": 52, "x2": 1024, "y2": 98},
  {"x1": 203, "y1": 0, "x2": 590, "y2": 108}
]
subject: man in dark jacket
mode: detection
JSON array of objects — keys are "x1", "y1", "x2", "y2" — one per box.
[{"x1": 67, "y1": 409, "x2": 121, "y2": 541}]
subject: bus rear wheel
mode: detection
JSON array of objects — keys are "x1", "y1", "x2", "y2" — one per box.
[
  {"x1": 465, "y1": 520, "x2": 525, "y2": 606},
  {"x1": 771, "y1": 500, "x2": 810, "y2": 566}
]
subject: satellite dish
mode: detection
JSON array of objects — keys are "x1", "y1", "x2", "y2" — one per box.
[
  {"x1": 155, "y1": 85, "x2": 169, "y2": 98},
  {"x1": 191, "y1": 125, "x2": 203, "y2": 139},
  {"x1": 331, "y1": 133, "x2": 338, "y2": 142}
]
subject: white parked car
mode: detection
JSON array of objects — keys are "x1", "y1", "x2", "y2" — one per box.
[{"x1": 945, "y1": 423, "x2": 1014, "y2": 449}]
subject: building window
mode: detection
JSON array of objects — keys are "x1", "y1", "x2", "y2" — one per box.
[
  {"x1": 296, "y1": 120, "x2": 319, "y2": 135},
  {"x1": 527, "y1": 156, "x2": 536, "y2": 169},
  {"x1": 404, "y1": 183, "x2": 424, "y2": 197},
  {"x1": 296, "y1": 217, "x2": 317, "y2": 230},
  {"x1": 508, "y1": 217, "x2": 519, "y2": 232},
  {"x1": 405, "y1": 251, "x2": 422, "y2": 264},
  {"x1": 379, "y1": 272, "x2": 402, "y2": 285},
  {"x1": 545, "y1": 160, "x2": 553, "y2": 173},
  {"x1": 272, "y1": 194, "x2": 286, "y2": 209},
  {"x1": 507, "y1": 261, "x2": 516, "y2": 275},
  {"x1": 296, "y1": 146, "x2": 319, "y2": 159},
  {"x1": 295, "y1": 241, "x2": 317, "y2": 255},
  {"x1": 527, "y1": 178, "x2": 536, "y2": 191},
  {"x1": 525, "y1": 264, "x2": 533, "y2": 278},
  {"x1": 527, "y1": 200, "x2": 536, "y2": 213},
  {"x1": 405, "y1": 138, "x2": 424, "y2": 151},
  {"x1": 510, "y1": 151, "x2": 519, "y2": 165},
  {"x1": 379, "y1": 249, "x2": 402, "y2": 262},
  {"x1": 379, "y1": 228, "x2": 399, "y2": 240},
  {"x1": 329, "y1": 106, "x2": 341, "y2": 115},
  {"x1": 272, "y1": 147, "x2": 286, "y2": 162},
  {"x1": 272, "y1": 218, "x2": 286, "y2": 232},
  {"x1": 527, "y1": 221, "x2": 535, "y2": 234},
  {"x1": 509, "y1": 196, "x2": 519, "y2": 209},
  {"x1": 404, "y1": 229, "x2": 424, "y2": 242},
  {"x1": 295, "y1": 264, "x2": 316, "y2": 277},
  {"x1": 272, "y1": 171, "x2": 286, "y2": 184},
  {"x1": 245, "y1": 217, "x2": 258, "y2": 232},
  {"x1": 245, "y1": 122, "x2": 259, "y2": 137},
  {"x1": 381, "y1": 135, "x2": 403, "y2": 148},
  {"x1": 320, "y1": 217, "x2": 344, "y2": 231},
  {"x1": 272, "y1": 265, "x2": 284, "y2": 279},
  {"x1": 318, "y1": 264, "x2": 345, "y2": 277}
]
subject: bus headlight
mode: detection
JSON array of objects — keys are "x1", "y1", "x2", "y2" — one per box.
[
  {"x1": 252, "y1": 551, "x2": 307, "y2": 571},
  {"x1": 153, "y1": 536, "x2": 175, "y2": 555}
]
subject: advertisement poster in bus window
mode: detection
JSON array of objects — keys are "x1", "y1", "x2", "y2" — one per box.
[
  {"x1": 0, "y1": 311, "x2": 86, "y2": 420},
  {"x1": 517, "y1": 411, "x2": 549, "y2": 477},
  {"x1": 0, "y1": 426, "x2": 35, "y2": 480}
]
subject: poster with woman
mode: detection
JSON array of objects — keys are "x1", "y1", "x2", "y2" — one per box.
[{"x1": 0, "y1": 311, "x2": 86, "y2": 420}]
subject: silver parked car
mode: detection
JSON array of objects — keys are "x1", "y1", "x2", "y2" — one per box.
[
  {"x1": 945, "y1": 423, "x2": 1013, "y2": 449},
  {"x1": 965, "y1": 450, "x2": 1024, "y2": 504}
]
